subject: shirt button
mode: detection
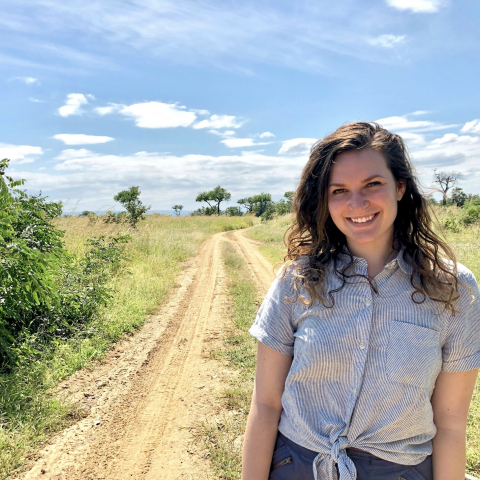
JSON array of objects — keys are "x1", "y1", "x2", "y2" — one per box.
[
  {"x1": 352, "y1": 388, "x2": 357, "y2": 394},
  {"x1": 359, "y1": 342, "x2": 366, "y2": 349},
  {"x1": 365, "y1": 298, "x2": 371, "y2": 306}
]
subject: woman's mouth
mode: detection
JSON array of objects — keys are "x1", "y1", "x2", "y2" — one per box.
[{"x1": 346, "y1": 212, "x2": 379, "y2": 225}]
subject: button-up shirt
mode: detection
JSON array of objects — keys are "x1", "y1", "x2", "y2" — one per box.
[{"x1": 248, "y1": 249, "x2": 480, "y2": 480}]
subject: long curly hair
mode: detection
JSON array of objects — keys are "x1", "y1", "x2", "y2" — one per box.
[{"x1": 284, "y1": 121, "x2": 460, "y2": 314}]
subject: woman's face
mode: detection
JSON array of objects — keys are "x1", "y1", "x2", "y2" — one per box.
[{"x1": 327, "y1": 147, "x2": 406, "y2": 254}]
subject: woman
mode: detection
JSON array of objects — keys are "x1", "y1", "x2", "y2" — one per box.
[{"x1": 242, "y1": 122, "x2": 480, "y2": 480}]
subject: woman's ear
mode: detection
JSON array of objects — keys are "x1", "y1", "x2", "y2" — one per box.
[{"x1": 396, "y1": 180, "x2": 406, "y2": 201}]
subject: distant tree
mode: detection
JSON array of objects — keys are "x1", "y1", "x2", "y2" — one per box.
[
  {"x1": 237, "y1": 197, "x2": 255, "y2": 213},
  {"x1": 224, "y1": 206, "x2": 243, "y2": 217},
  {"x1": 432, "y1": 170, "x2": 464, "y2": 206},
  {"x1": 190, "y1": 206, "x2": 217, "y2": 216},
  {"x1": 196, "y1": 186, "x2": 231, "y2": 215},
  {"x1": 466, "y1": 193, "x2": 480, "y2": 206},
  {"x1": 450, "y1": 188, "x2": 468, "y2": 207},
  {"x1": 113, "y1": 186, "x2": 151, "y2": 228},
  {"x1": 172, "y1": 205, "x2": 184, "y2": 216},
  {"x1": 274, "y1": 199, "x2": 290, "y2": 215},
  {"x1": 79, "y1": 210, "x2": 95, "y2": 217},
  {"x1": 250, "y1": 193, "x2": 272, "y2": 217}
]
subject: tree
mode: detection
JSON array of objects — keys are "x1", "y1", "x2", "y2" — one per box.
[
  {"x1": 238, "y1": 197, "x2": 255, "y2": 213},
  {"x1": 450, "y1": 188, "x2": 468, "y2": 207},
  {"x1": 196, "y1": 186, "x2": 231, "y2": 215},
  {"x1": 432, "y1": 170, "x2": 464, "y2": 206},
  {"x1": 113, "y1": 186, "x2": 151, "y2": 228},
  {"x1": 251, "y1": 193, "x2": 272, "y2": 217},
  {"x1": 224, "y1": 206, "x2": 243, "y2": 216},
  {"x1": 172, "y1": 205, "x2": 183, "y2": 216}
]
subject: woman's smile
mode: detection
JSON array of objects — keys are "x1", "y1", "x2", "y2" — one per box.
[{"x1": 346, "y1": 212, "x2": 379, "y2": 224}]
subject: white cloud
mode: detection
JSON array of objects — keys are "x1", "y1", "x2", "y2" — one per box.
[
  {"x1": 194, "y1": 114, "x2": 244, "y2": 130},
  {"x1": 12, "y1": 76, "x2": 38, "y2": 84},
  {"x1": 53, "y1": 134, "x2": 114, "y2": 145},
  {"x1": 97, "y1": 101, "x2": 197, "y2": 128},
  {"x1": 279, "y1": 138, "x2": 317, "y2": 155},
  {"x1": 29, "y1": 97, "x2": 42, "y2": 103},
  {"x1": 191, "y1": 108, "x2": 210, "y2": 115},
  {"x1": 58, "y1": 93, "x2": 93, "y2": 117},
  {"x1": 259, "y1": 132, "x2": 275, "y2": 138},
  {"x1": 209, "y1": 129, "x2": 236, "y2": 137},
  {"x1": 375, "y1": 114, "x2": 457, "y2": 132},
  {"x1": 461, "y1": 119, "x2": 480, "y2": 134},
  {"x1": 0, "y1": 142, "x2": 43, "y2": 164},
  {"x1": 385, "y1": 0, "x2": 445, "y2": 13},
  {"x1": 221, "y1": 138, "x2": 270, "y2": 148},
  {"x1": 16, "y1": 149, "x2": 306, "y2": 210},
  {"x1": 368, "y1": 35, "x2": 406, "y2": 48},
  {"x1": 94, "y1": 104, "x2": 122, "y2": 116}
]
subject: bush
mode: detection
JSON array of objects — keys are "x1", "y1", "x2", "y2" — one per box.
[
  {"x1": 0, "y1": 159, "x2": 130, "y2": 369},
  {"x1": 224, "y1": 206, "x2": 243, "y2": 217}
]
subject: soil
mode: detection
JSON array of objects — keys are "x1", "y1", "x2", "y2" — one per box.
[{"x1": 12, "y1": 228, "x2": 274, "y2": 480}]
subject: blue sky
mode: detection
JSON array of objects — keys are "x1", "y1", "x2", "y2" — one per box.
[{"x1": 1, "y1": 0, "x2": 479, "y2": 212}]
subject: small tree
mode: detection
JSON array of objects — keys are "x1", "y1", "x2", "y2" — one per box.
[
  {"x1": 224, "y1": 206, "x2": 243, "y2": 216},
  {"x1": 432, "y1": 170, "x2": 464, "y2": 206},
  {"x1": 196, "y1": 186, "x2": 231, "y2": 215},
  {"x1": 113, "y1": 186, "x2": 151, "y2": 228},
  {"x1": 251, "y1": 193, "x2": 272, "y2": 217},
  {"x1": 172, "y1": 205, "x2": 183, "y2": 216},
  {"x1": 450, "y1": 188, "x2": 468, "y2": 207},
  {"x1": 238, "y1": 197, "x2": 255, "y2": 213}
]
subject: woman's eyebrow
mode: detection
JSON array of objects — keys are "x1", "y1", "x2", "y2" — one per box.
[{"x1": 329, "y1": 175, "x2": 386, "y2": 187}]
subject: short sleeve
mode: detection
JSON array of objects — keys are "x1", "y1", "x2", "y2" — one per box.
[
  {"x1": 441, "y1": 264, "x2": 480, "y2": 373},
  {"x1": 248, "y1": 268, "x2": 296, "y2": 356}
]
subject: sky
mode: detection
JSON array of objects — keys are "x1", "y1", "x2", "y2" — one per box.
[{"x1": 1, "y1": 0, "x2": 480, "y2": 213}]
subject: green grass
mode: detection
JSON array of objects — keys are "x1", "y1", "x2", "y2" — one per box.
[
  {"x1": 248, "y1": 212, "x2": 480, "y2": 476},
  {"x1": 0, "y1": 214, "x2": 256, "y2": 480},
  {"x1": 200, "y1": 241, "x2": 259, "y2": 480}
]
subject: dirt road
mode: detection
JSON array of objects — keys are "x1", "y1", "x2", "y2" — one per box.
[{"x1": 15, "y1": 228, "x2": 274, "y2": 480}]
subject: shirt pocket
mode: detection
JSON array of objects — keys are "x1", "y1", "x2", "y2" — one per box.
[{"x1": 386, "y1": 320, "x2": 441, "y2": 389}]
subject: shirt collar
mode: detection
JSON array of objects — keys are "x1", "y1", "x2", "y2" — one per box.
[{"x1": 336, "y1": 245, "x2": 414, "y2": 275}]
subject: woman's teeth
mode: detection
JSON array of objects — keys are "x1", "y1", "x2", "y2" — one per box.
[{"x1": 349, "y1": 214, "x2": 376, "y2": 223}]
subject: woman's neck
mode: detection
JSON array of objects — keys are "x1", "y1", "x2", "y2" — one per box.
[{"x1": 346, "y1": 239, "x2": 397, "y2": 278}]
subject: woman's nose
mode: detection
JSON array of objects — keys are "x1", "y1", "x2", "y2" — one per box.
[{"x1": 348, "y1": 191, "x2": 369, "y2": 210}]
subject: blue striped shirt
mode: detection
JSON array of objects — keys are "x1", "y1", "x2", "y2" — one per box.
[{"x1": 248, "y1": 249, "x2": 480, "y2": 480}]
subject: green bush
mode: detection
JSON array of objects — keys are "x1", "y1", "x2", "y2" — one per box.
[{"x1": 0, "y1": 159, "x2": 129, "y2": 369}]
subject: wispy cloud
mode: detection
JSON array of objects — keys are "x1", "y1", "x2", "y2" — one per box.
[
  {"x1": 385, "y1": 0, "x2": 446, "y2": 13},
  {"x1": 368, "y1": 34, "x2": 406, "y2": 48},
  {"x1": 194, "y1": 114, "x2": 244, "y2": 130},
  {"x1": 221, "y1": 138, "x2": 270, "y2": 148},
  {"x1": 375, "y1": 113, "x2": 457, "y2": 132},
  {"x1": 461, "y1": 119, "x2": 480, "y2": 134},
  {"x1": 0, "y1": 0, "x2": 424, "y2": 75},
  {"x1": 53, "y1": 134, "x2": 114, "y2": 145},
  {"x1": 259, "y1": 132, "x2": 275, "y2": 138},
  {"x1": 279, "y1": 138, "x2": 317, "y2": 155},
  {"x1": 0, "y1": 142, "x2": 43, "y2": 164},
  {"x1": 118, "y1": 102, "x2": 196, "y2": 129},
  {"x1": 11, "y1": 76, "x2": 38, "y2": 84},
  {"x1": 58, "y1": 93, "x2": 94, "y2": 117}
]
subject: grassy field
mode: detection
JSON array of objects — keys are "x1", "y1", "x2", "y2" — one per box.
[
  {"x1": 247, "y1": 211, "x2": 480, "y2": 476},
  {"x1": 0, "y1": 214, "x2": 255, "y2": 480},
  {"x1": 200, "y1": 241, "x2": 259, "y2": 480}
]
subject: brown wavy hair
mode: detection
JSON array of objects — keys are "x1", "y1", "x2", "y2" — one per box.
[{"x1": 284, "y1": 121, "x2": 460, "y2": 314}]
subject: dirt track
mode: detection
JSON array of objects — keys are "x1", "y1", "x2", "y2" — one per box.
[{"x1": 14, "y1": 228, "x2": 274, "y2": 480}]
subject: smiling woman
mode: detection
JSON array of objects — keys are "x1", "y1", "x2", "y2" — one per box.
[{"x1": 242, "y1": 122, "x2": 480, "y2": 480}]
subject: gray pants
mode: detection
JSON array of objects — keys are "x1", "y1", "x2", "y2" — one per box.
[{"x1": 269, "y1": 431, "x2": 433, "y2": 480}]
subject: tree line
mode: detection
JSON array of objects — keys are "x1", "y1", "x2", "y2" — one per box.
[{"x1": 187, "y1": 186, "x2": 294, "y2": 221}]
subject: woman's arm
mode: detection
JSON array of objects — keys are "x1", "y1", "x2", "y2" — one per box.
[
  {"x1": 242, "y1": 341, "x2": 293, "y2": 480},
  {"x1": 431, "y1": 368, "x2": 479, "y2": 480}
]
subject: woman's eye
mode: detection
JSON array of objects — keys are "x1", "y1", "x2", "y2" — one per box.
[
  {"x1": 332, "y1": 189, "x2": 346, "y2": 194},
  {"x1": 366, "y1": 181, "x2": 381, "y2": 188}
]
